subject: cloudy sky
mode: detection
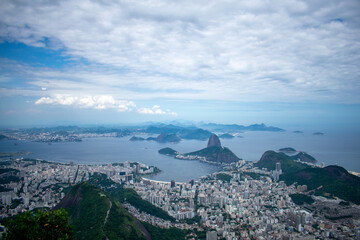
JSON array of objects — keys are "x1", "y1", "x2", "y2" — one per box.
[{"x1": 0, "y1": 0, "x2": 359, "y2": 128}]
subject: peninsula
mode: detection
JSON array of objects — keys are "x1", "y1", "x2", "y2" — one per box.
[{"x1": 158, "y1": 134, "x2": 241, "y2": 164}]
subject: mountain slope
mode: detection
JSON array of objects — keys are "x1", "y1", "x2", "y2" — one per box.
[
  {"x1": 290, "y1": 152, "x2": 317, "y2": 164},
  {"x1": 280, "y1": 165, "x2": 360, "y2": 204},
  {"x1": 55, "y1": 182, "x2": 149, "y2": 240},
  {"x1": 254, "y1": 150, "x2": 307, "y2": 173},
  {"x1": 87, "y1": 173, "x2": 175, "y2": 222}
]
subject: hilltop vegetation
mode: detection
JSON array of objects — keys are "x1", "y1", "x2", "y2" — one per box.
[
  {"x1": 55, "y1": 182, "x2": 148, "y2": 240},
  {"x1": 256, "y1": 150, "x2": 360, "y2": 204},
  {"x1": 254, "y1": 150, "x2": 307, "y2": 173},
  {"x1": 281, "y1": 166, "x2": 360, "y2": 204}
]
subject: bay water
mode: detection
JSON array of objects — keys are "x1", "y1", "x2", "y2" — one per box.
[{"x1": 0, "y1": 129, "x2": 359, "y2": 182}]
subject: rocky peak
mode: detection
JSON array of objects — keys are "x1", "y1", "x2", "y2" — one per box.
[{"x1": 207, "y1": 134, "x2": 221, "y2": 148}]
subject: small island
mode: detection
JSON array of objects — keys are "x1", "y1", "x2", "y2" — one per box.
[
  {"x1": 158, "y1": 147, "x2": 178, "y2": 156},
  {"x1": 313, "y1": 132, "x2": 324, "y2": 136},
  {"x1": 129, "y1": 136, "x2": 146, "y2": 141},
  {"x1": 293, "y1": 130, "x2": 303, "y2": 134},
  {"x1": 219, "y1": 133, "x2": 235, "y2": 139}
]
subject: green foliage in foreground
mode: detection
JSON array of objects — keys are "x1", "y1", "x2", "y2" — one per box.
[
  {"x1": 5, "y1": 209, "x2": 74, "y2": 240},
  {"x1": 290, "y1": 194, "x2": 314, "y2": 205}
]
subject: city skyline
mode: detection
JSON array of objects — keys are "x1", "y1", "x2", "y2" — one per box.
[{"x1": 1, "y1": 0, "x2": 360, "y2": 129}]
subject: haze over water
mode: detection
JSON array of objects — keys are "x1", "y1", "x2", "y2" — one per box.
[{"x1": 1, "y1": 129, "x2": 359, "y2": 182}]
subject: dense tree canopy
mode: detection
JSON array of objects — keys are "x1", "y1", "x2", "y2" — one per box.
[{"x1": 5, "y1": 209, "x2": 74, "y2": 240}]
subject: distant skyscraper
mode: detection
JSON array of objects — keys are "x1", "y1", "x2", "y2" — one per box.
[
  {"x1": 171, "y1": 180, "x2": 175, "y2": 188},
  {"x1": 276, "y1": 162, "x2": 281, "y2": 171},
  {"x1": 273, "y1": 162, "x2": 282, "y2": 181}
]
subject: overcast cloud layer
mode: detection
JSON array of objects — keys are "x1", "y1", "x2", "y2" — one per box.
[{"x1": 1, "y1": 0, "x2": 360, "y2": 117}]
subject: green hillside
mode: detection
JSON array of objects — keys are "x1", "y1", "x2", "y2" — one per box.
[
  {"x1": 88, "y1": 173, "x2": 175, "y2": 221},
  {"x1": 280, "y1": 165, "x2": 360, "y2": 204},
  {"x1": 254, "y1": 150, "x2": 307, "y2": 173},
  {"x1": 55, "y1": 182, "x2": 148, "y2": 240}
]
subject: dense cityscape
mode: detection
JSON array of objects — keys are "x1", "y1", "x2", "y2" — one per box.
[{"x1": 1, "y1": 155, "x2": 360, "y2": 239}]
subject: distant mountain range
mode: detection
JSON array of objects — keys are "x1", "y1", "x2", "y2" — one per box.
[
  {"x1": 130, "y1": 133, "x2": 181, "y2": 143},
  {"x1": 143, "y1": 124, "x2": 213, "y2": 140},
  {"x1": 0, "y1": 122, "x2": 286, "y2": 143},
  {"x1": 199, "y1": 123, "x2": 285, "y2": 132}
]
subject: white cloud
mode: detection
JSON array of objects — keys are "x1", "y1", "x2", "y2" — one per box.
[
  {"x1": 0, "y1": 0, "x2": 360, "y2": 104},
  {"x1": 35, "y1": 95, "x2": 136, "y2": 112},
  {"x1": 138, "y1": 105, "x2": 178, "y2": 116},
  {"x1": 34, "y1": 95, "x2": 178, "y2": 115}
]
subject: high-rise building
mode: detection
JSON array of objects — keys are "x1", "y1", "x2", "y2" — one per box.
[
  {"x1": 276, "y1": 162, "x2": 281, "y2": 171},
  {"x1": 171, "y1": 180, "x2": 176, "y2": 188}
]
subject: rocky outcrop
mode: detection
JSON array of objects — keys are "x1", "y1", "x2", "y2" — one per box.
[{"x1": 207, "y1": 134, "x2": 221, "y2": 148}]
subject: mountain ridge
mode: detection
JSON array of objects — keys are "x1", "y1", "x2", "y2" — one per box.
[{"x1": 55, "y1": 182, "x2": 149, "y2": 240}]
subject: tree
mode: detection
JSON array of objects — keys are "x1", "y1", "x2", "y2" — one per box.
[{"x1": 5, "y1": 208, "x2": 74, "y2": 240}]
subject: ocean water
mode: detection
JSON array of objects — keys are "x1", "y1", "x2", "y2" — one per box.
[{"x1": 0, "y1": 129, "x2": 359, "y2": 182}]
